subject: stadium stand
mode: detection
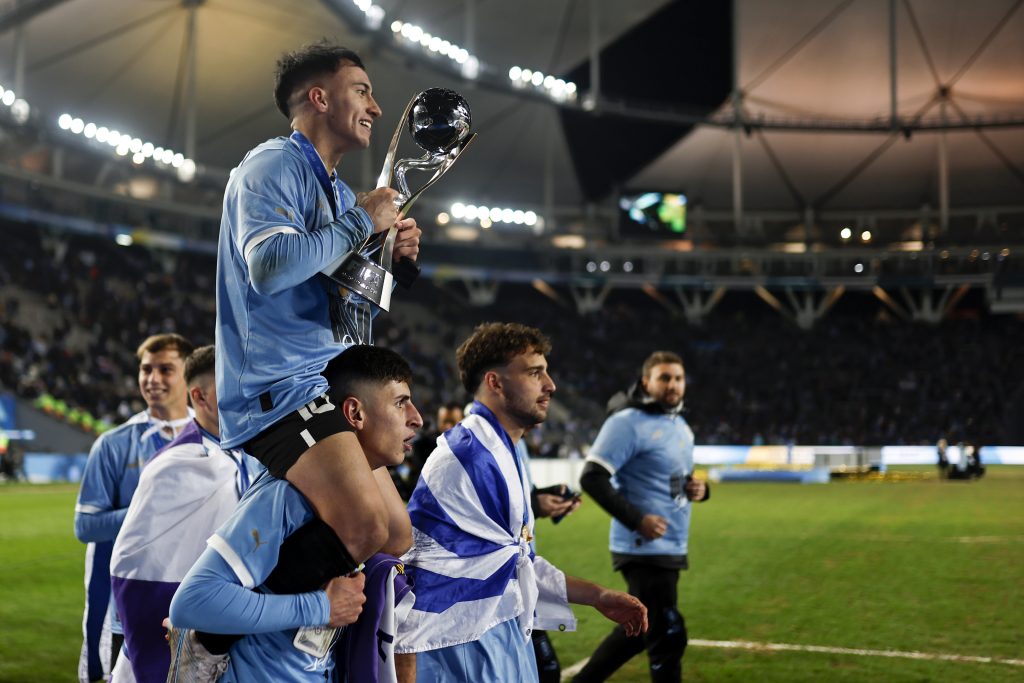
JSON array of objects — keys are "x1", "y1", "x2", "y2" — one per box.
[{"x1": 4, "y1": 219, "x2": 1021, "y2": 451}]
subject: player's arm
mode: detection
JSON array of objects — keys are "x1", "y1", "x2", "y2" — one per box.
[
  {"x1": 374, "y1": 467, "x2": 413, "y2": 557},
  {"x1": 73, "y1": 436, "x2": 127, "y2": 542},
  {"x1": 564, "y1": 574, "x2": 648, "y2": 637},
  {"x1": 238, "y1": 168, "x2": 404, "y2": 296},
  {"x1": 578, "y1": 413, "x2": 646, "y2": 530},
  {"x1": 169, "y1": 546, "x2": 348, "y2": 634}
]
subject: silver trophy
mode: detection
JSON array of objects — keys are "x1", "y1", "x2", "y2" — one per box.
[{"x1": 322, "y1": 88, "x2": 476, "y2": 311}]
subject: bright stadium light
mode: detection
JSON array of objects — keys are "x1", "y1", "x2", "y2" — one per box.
[
  {"x1": 840, "y1": 227, "x2": 852, "y2": 240},
  {"x1": 861, "y1": 230, "x2": 872, "y2": 242}
]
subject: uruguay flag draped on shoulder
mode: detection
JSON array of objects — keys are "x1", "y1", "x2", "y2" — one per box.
[{"x1": 396, "y1": 402, "x2": 575, "y2": 654}]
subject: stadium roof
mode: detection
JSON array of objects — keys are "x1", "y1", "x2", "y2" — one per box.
[{"x1": 0, "y1": 0, "x2": 1022, "y2": 227}]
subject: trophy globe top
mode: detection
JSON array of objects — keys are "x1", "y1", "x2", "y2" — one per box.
[{"x1": 407, "y1": 88, "x2": 472, "y2": 155}]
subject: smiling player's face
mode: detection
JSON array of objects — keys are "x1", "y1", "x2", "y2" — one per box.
[{"x1": 323, "y1": 64, "x2": 382, "y2": 153}]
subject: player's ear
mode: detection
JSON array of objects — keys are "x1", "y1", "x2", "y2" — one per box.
[
  {"x1": 484, "y1": 370, "x2": 501, "y2": 393},
  {"x1": 342, "y1": 396, "x2": 364, "y2": 431},
  {"x1": 188, "y1": 385, "x2": 203, "y2": 408},
  {"x1": 308, "y1": 86, "x2": 328, "y2": 112}
]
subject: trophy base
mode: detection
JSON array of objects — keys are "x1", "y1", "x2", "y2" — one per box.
[{"x1": 321, "y1": 251, "x2": 394, "y2": 312}]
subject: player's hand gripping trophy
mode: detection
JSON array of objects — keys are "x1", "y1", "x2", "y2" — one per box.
[{"x1": 322, "y1": 88, "x2": 476, "y2": 310}]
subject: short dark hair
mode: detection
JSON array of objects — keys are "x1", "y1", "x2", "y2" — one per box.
[
  {"x1": 274, "y1": 41, "x2": 365, "y2": 118},
  {"x1": 642, "y1": 350, "x2": 684, "y2": 378},
  {"x1": 324, "y1": 345, "x2": 412, "y2": 397},
  {"x1": 184, "y1": 345, "x2": 215, "y2": 386},
  {"x1": 136, "y1": 333, "x2": 194, "y2": 361},
  {"x1": 456, "y1": 323, "x2": 552, "y2": 395}
]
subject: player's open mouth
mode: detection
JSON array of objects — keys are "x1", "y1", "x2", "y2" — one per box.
[{"x1": 359, "y1": 120, "x2": 372, "y2": 129}]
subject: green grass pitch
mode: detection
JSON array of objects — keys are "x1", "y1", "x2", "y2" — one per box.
[{"x1": 1, "y1": 467, "x2": 1021, "y2": 682}]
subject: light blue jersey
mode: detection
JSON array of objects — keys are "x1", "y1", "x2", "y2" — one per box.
[
  {"x1": 586, "y1": 409, "x2": 695, "y2": 557},
  {"x1": 215, "y1": 133, "x2": 375, "y2": 449},
  {"x1": 171, "y1": 472, "x2": 336, "y2": 682},
  {"x1": 74, "y1": 410, "x2": 188, "y2": 680}
]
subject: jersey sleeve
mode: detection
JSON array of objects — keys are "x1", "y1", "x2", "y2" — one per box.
[
  {"x1": 586, "y1": 412, "x2": 638, "y2": 475},
  {"x1": 74, "y1": 432, "x2": 128, "y2": 542},
  {"x1": 228, "y1": 148, "x2": 309, "y2": 259},
  {"x1": 207, "y1": 479, "x2": 314, "y2": 589},
  {"x1": 169, "y1": 547, "x2": 330, "y2": 634}
]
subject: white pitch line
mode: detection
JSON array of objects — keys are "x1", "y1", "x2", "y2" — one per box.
[{"x1": 560, "y1": 639, "x2": 1024, "y2": 680}]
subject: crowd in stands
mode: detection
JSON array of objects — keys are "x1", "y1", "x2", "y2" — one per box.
[{"x1": 3, "y1": 220, "x2": 1021, "y2": 450}]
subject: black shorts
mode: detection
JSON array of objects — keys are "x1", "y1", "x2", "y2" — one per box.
[{"x1": 244, "y1": 392, "x2": 354, "y2": 479}]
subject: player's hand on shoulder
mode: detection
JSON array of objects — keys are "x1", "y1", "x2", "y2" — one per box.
[
  {"x1": 393, "y1": 217, "x2": 421, "y2": 262},
  {"x1": 325, "y1": 572, "x2": 367, "y2": 627},
  {"x1": 594, "y1": 588, "x2": 648, "y2": 637},
  {"x1": 357, "y1": 188, "x2": 401, "y2": 233}
]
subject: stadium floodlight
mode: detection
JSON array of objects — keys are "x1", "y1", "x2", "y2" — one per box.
[
  {"x1": 1, "y1": 90, "x2": 15, "y2": 106},
  {"x1": 177, "y1": 159, "x2": 197, "y2": 182},
  {"x1": 840, "y1": 227, "x2": 852, "y2": 240},
  {"x1": 854, "y1": 262, "x2": 864, "y2": 273},
  {"x1": 58, "y1": 113, "x2": 73, "y2": 129},
  {"x1": 436, "y1": 212, "x2": 450, "y2": 225},
  {"x1": 450, "y1": 202, "x2": 466, "y2": 219},
  {"x1": 83, "y1": 122, "x2": 97, "y2": 138},
  {"x1": 623, "y1": 261, "x2": 634, "y2": 273},
  {"x1": 861, "y1": 230, "x2": 872, "y2": 242},
  {"x1": 479, "y1": 217, "x2": 492, "y2": 229},
  {"x1": 10, "y1": 99, "x2": 30, "y2": 124}
]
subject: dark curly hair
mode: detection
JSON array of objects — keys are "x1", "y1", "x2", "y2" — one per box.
[
  {"x1": 456, "y1": 323, "x2": 552, "y2": 395},
  {"x1": 273, "y1": 41, "x2": 365, "y2": 118}
]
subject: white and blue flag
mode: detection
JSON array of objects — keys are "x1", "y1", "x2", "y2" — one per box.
[{"x1": 396, "y1": 402, "x2": 574, "y2": 654}]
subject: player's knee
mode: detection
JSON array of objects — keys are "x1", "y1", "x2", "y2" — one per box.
[{"x1": 647, "y1": 607, "x2": 687, "y2": 664}]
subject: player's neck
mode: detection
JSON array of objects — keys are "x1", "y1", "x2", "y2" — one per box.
[
  {"x1": 294, "y1": 121, "x2": 343, "y2": 175},
  {"x1": 476, "y1": 398, "x2": 526, "y2": 444},
  {"x1": 195, "y1": 417, "x2": 219, "y2": 439},
  {"x1": 148, "y1": 403, "x2": 188, "y2": 423}
]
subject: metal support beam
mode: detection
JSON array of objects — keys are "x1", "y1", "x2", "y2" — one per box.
[
  {"x1": 462, "y1": 277, "x2": 499, "y2": 306},
  {"x1": 588, "y1": 0, "x2": 600, "y2": 107},
  {"x1": 899, "y1": 285, "x2": 953, "y2": 324},
  {"x1": 544, "y1": 110, "x2": 554, "y2": 230},
  {"x1": 183, "y1": 2, "x2": 199, "y2": 160},
  {"x1": 938, "y1": 99, "x2": 950, "y2": 233},
  {"x1": 783, "y1": 286, "x2": 844, "y2": 329},
  {"x1": 675, "y1": 286, "x2": 726, "y2": 325},
  {"x1": 464, "y1": 0, "x2": 475, "y2": 57},
  {"x1": 0, "y1": 0, "x2": 69, "y2": 36},
  {"x1": 889, "y1": 0, "x2": 898, "y2": 128},
  {"x1": 13, "y1": 21, "x2": 26, "y2": 94},
  {"x1": 571, "y1": 281, "x2": 611, "y2": 314}
]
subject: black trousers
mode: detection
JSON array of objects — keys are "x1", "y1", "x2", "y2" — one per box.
[{"x1": 572, "y1": 563, "x2": 687, "y2": 683}]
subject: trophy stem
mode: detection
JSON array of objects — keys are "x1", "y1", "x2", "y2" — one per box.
[
  {"x1": 376, "y1": 95, "x2": 417, "y2": 190},
  {"x1": 397, "y1": 133, "x2": 478, "y2": 214}
]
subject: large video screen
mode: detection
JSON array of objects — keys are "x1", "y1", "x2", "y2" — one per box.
[{"x1": 618, "y1": 191, "x2": 687, "y2": 237}]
